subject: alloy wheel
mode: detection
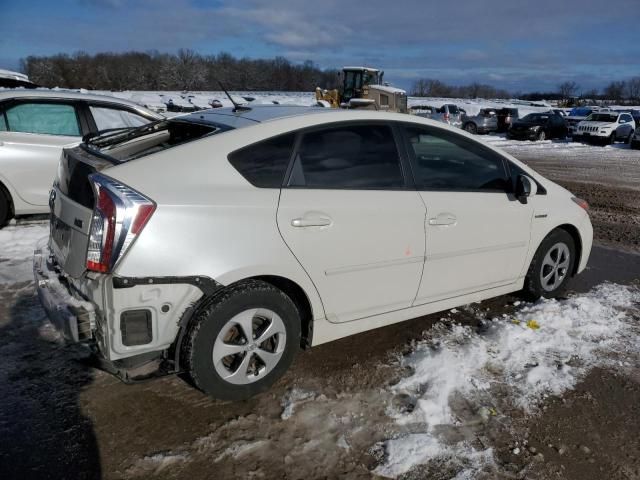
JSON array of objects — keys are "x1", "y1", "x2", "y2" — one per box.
[
  {"x1": 540, "y1": 242, "x2": 571, "y2": 292},
  {"x1": 212, "y1": 308, "x2": 287, "y2": 385}
]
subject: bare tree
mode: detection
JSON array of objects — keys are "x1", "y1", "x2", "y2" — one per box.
[
  {"x1": 558, "y1": 81, "x2": 579, "y2": 104},
  {"x1": 626, "y1": 77, "x2": 640, "y2": 102},
  {"x1": 604, "y1": 81, "x2": 626, "y2": 102}
]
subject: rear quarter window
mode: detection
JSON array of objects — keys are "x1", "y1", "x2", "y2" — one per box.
[{"x1": 228, "y1": 133, "x2": 296, "y2": 188}]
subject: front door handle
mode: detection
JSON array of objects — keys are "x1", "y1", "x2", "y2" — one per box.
[
  {"x1": 291, "y1": 216, "x2": 332, "y2": 228},
  {"x1": 428, "y1": 213, "x2": 457, "y2": 226}
]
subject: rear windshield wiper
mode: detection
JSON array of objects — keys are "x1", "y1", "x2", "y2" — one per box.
[{"x1": 83, "y1": 120, "x2": 168, "y2": 149}]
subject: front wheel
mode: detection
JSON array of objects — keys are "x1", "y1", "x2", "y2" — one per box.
[
  {"x1": 183, "y1": 280, "x2": 301, "y2": 400},
  {"x1": 609, "y1": 133, "x2": 616, "y2": 145},
  {"x1": 523, "y1": 229, "x2": 576, "y2": 300},
  {"x1": 537, "y1": 130, "x2": 546, "y2": 141}
]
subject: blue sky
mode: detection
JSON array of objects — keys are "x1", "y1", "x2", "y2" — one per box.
[{"x1": 1, "y1": 0, "x2": 638, "y2": 92}]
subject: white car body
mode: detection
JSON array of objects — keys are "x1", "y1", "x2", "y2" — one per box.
[
  {"x1": 574, "y1": 111, "x2": 635, "y2": 143},
  {"x1": 34, "y1": 106, "x2": 592, "y2": 397},
  {"x1": 0, "y1": 90, "x2": 162, "y2": 220}
]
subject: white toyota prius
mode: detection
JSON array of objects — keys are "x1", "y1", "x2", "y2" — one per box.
[{"x1": 34, "y1": 105, "x2": 592, "y2": 399}]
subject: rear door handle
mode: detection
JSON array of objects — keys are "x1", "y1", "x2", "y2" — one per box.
[
  {"x1": 291, "y1": 216, "x2": 332, "y2": 228},
  {"x1": 428, "y1": 213, "x2": 457, "y2": 226}
]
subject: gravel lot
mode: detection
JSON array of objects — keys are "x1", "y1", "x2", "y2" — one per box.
[{"x1": 0, "y1": 138, "x2": 638, "y2": 480}]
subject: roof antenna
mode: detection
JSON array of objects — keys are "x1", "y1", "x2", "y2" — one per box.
[{"x1": 218, "y1": 81, "x2": 251, "y2": 112}]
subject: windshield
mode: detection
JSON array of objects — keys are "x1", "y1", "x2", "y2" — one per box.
[
  {"x1": 521, "y1": 114, "x2": 550, "y2": 122},
  {"x1": 586, "y1": 113, "x2": 618, "y2": 122},
  {"x1": 343, "y1": 70, "x2": 379, "y2": 100}
]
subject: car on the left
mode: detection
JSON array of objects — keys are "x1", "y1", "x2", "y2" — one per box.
[{"x1": 0, "y1": 90, "x2": 163, "y2": 226}]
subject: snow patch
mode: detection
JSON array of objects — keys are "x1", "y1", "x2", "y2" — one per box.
[
  {"x1": 0, "y1": 223, "x2": 48, "y2": 284},
  {"x1": 281, "y1": 387, "x2": 316, "y2": 420},
  {"x1": 214, "y1": 440, "x2": 269, "y2": 462},
  {"x1": 125, "y1": 451, "x2": 189, "y2": 476},
  {"x1": 376, "y1": 283, "x2": 640, "y2": 477}
]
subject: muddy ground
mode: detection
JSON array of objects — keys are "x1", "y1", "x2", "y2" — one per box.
[{"x1": 0, "y1": 146, "x2": 639, "y2": 480}]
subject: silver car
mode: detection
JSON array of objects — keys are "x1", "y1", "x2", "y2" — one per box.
[
  {"x1": 0, "y1": 90, "x2": 162, "y2": 226},
  {"x1": 461, "y1": 108, "x2": 498, "y2": 134}
]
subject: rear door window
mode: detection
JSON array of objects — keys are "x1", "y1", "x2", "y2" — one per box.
[
  {"x1": 4, "y1": 102, "x2": 80, "y2": 136},
  {"x1": 89, "y1": 105, "x2": 150, "y2": 131},
  {"x1": 288, "y1": 124, "x2": 404, "y2": 189},
  {"x1": 228, "y1": 133, "x2": 296, "y2": 188},
  {"x1": 402, "y1": 124, "x2": 508, "y2": 191}
]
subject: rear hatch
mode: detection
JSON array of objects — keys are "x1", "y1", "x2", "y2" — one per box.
[
  {"x1": 49, "y1": 147, "x2": 113, "y2": 278},
  {"x1": 49, "y1": 119, "x2": 224, "y2": 278}
]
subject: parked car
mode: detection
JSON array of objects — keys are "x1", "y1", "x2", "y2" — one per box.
[
  {"x1": 573, "y1": 111, "x2": 635, "y2": 145},
  {"x1": 161, "y1": 95, "x2": 198, "y2": 112},
  {"x1": 461, "y1": 108, "x2": 498, "y2": 134},
  {"x1": 0, "y1": 68, "x2": 38, "y2": 89},
  {"x1": 496, "y1": 108, "x2": 519, "y2": 132},
  {"x1": 34, "y1": 105, "x2": 592, "y2": 400},
  {"x1": 565, "y1": 106, "x2": 599, "y2": 136},
  {"x1": 0, "y1": 90, "x2": 162, "y2": 226},
  {"x1": 507, "y1": 112, "x2": 568, "y2": 141},
  {"x1": 631, "y1": 128, "x2": 640, "y2": 149},
  {"x1": 433, "y1": 103, "x2": 463, "y2": 128}
]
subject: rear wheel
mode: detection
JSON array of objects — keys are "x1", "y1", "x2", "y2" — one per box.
[
  {"x1": 183, "y1": 280, "x2": 300, "y2": 400},
  {"x1": 523, "y1": 229, "x2": 576, "y2": 300},
  {"x1": 464, "y1": 122, "x2": 477, "y2": 134},
  {"x1": 627, "y1": 130, "x2": 634, "y2": 144}
]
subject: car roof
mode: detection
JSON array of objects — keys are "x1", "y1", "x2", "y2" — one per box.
[
  {"x1": 0, "y1": 88, "x2": 161, "y2": 115},
  {"x1": 180, "y1": 105, "x2": 334, "y2": 126}
]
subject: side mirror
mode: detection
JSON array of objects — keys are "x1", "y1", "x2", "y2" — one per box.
[{"x1": 515, "y1": 174, "x2": 537, "y2": 203}]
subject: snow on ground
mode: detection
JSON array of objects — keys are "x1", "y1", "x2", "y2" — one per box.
[
  {"x1": 375, "y1": 283, "x2": 640, "y2": 478},
  {"x1": 0, "y1": 221, "x2": 48, "y2": 284},
  {"x1": 125, "y1": 451, "x2": 190, "y2": 477}
]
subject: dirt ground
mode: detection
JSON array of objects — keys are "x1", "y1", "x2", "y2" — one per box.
[{"x1": 0, "y1": 146, "x2": 639, "y2": 480}]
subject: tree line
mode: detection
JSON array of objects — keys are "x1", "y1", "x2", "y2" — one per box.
[
  {"x1": 410, "y1": 77, "x2": 640, "y2": 104},
  {"x1": 410, "y1": 79, "x2": 511, "y2": 99},
  {"x1": 21, "y1": 50, "x2": 341, "y2": 91}
]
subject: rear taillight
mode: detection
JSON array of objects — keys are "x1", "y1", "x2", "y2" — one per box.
[{"x1": 86, "y1": 174, "x2": 156, "y2": 273}]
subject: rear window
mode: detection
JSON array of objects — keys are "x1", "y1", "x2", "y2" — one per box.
[{"x1": 228, "y1": 133, "x2": 295, "y2": 188}]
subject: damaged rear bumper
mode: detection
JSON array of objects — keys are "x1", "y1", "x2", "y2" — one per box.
[{"x1": 33, "y1": 248, "x2": 97, "y2": 343}]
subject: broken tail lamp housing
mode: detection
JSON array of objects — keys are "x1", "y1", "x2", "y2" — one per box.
[{"x1": 86, "y1": 173, "x2": 155, "y2": 273}]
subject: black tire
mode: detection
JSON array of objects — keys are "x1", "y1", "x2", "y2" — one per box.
[
  {"x1": 537, "y1": 130, "x2": 546, "y2": 141},
  {"x1": 523, "y1": 229, "x2": 576, "y2": 300},
  {"x1": 464, "y1": 122, "x2": 477, "y2": 134},
  {"x1": 609, "y1": 133, "x2": 616, "y2": 145},
  {"x1": 0, "y1": 189, "x2": 10, "y2": 228},
  {"x1": 183, "y1": 279, "x2": 300, "y2": 400},
  {"x1": 627, "y1": 130, "x2": 634, "y2": 144},
  {"x1": 631, "y1": 140, "x2": 640, "y2": 150}
]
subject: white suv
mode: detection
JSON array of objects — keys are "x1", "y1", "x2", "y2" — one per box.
[
  {"x1": 573, "y1": 110, "x2": 635, "y2": 144},
  {"x1": 35, "y1": 106, "x2": 593, "y2": 399},
  {"x1": 0, "y1": 90, "x2": 162, "y2": 226}
]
